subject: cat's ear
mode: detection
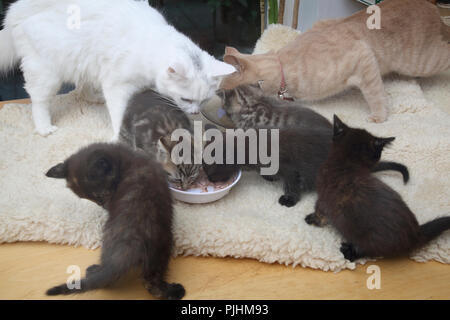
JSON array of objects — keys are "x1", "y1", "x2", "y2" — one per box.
[
  {"x1": 223, "y1": 53, "x2": 246, "y2": 73},
  {"x1": 333, "y1": 115, "x2": 348, "y2": 138},
  {"x1": 167, "y1": 64, "x2": 187, "y2": 81},
  {"x1": 87, "y1": 154, "x2": 114, "y2": 181},
  {"x1": 208, "y1": 60, "x2": 236, "y2": 77},
  {"x1": 374, "y1": 137, "x2": 395, "y2": 148},
  {"x1": 225, "y1": 46, "x2": 241, "y2": 56},
  {"x1": 46, "y1": 162, "x2": 67, "y2": 179}
]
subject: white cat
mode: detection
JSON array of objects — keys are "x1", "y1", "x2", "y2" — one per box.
[{"x1": 0, "y1": 0, "x2": 235, "y2": 138}]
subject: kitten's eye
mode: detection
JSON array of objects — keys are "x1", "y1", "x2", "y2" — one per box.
[{"x1": 181, "y1": 98, "x2": 193, "y2": 103}]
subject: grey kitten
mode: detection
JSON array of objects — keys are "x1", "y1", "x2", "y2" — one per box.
[
  {"x1": 217, "y1": 84, "x2": 331, "y2": 130},
  {"x1": 120, "y1": 89, "x2": 201, "y2": 190}
]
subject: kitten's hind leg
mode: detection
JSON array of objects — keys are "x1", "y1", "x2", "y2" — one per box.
[
  {"x1": 143, "y1": 274, "x2": 185, "y2": 300},
  {"x1": 352, "y1": 42, "x2": 389, "y2": 123},
  {"x1": 278, "y1": 171, "x2": 306, "y2": 207},
  {"x1": 142, "y1": 248, "x2": 185, "y2": 300},
  {"x1": 340, "y1": 243, "x2": 365, "y2": 262},
  {"x1": 85, "y1": 264, "x2": 101, "y2": 278},
  {"x1": 22, "y1": 65, "x2": 61, "y2": 136}
]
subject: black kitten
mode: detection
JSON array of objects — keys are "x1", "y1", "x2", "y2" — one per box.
[
  {"x1": 306, "y1": 116, "x2": 450, "y2": 261},
  {"x1": 203, "y1": 124, "x2": 409, "y2": 207},
  {"x1": 45, "y1": 143, "x2": 185, "y2": 299}
]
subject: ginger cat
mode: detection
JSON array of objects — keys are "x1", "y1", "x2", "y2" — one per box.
[{"x1": 221, "y1": 0, "x2": 450, "y2": 123}]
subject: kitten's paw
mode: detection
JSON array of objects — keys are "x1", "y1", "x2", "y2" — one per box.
[
  {"x1": 164, "y1": 283, "x2": 185, "y2": 300},
  {"x1": 35, "y1": 125, "x2": 58, "y2": 137},
  {"x1": 305, "y1": 213, "x2": 318, "y2": 226},
  {"x1": 340, "y1": 242, "x2": 359, "y2": 262},
  {"x1": 278, "y1": 194, "x2": 299, "y2": 207},
  {"x1": 367, "y1": 112, "x2": 387, "y2": 123},
  {"x1": 86, "y1": 264, "x2": 101, "y2": 277}
]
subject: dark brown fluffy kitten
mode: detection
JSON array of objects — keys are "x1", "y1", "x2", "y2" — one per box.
[
  {"x1": 45, "y1": 143, "x2": 185, "y2": 299},
  {"x1": 306, "y1": 116, "x2": 450, "y2": 261},
  {"x1": 203, "y1": 124, "x2": 409, "y2": 207}
]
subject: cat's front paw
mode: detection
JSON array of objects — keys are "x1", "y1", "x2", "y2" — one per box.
[
  {"x1": 278, "y1": 194, "x2": 299, "y2": 207},
  {"x1": 367, "y1": 112, "x2": 387, "y2": 123},
  {"x1": 305, "y1": 213, "x2": 319, "y2": 226},
  {"x1": 35, "y1": 125, "x2": 58, "y2": 137}
]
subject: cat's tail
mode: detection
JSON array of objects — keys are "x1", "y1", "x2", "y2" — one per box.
[
  {"x1": 46, "y1": 265, "x2": 121, "y2": 296},
  {"x1": 373, "y1": 161, "x2": 409, "y2": 184},
  {"x1": 419, "y1": 216, "x2": 450, "y2": 245},
  {"x1": 0, "y1": 27, "x2": 18, "y2": 73}
]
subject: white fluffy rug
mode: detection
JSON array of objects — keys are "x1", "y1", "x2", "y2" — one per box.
[{"x1": 1, "y1": 26, "x2": 449, "y2": 272}]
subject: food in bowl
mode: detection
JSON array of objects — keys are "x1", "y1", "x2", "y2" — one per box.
[{"x1": 169, "y1": 168, "x2": 242, "y2": 204}]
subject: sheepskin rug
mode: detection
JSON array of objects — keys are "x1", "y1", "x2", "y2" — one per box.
[{"x1": 0, "y1": 25, "x2": 449, "y2": 271}]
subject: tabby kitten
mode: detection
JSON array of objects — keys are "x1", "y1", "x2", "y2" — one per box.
[
  {"x1": 120, "y1": 89, "x2": 201, "y2": 190},
  {"x1": 306, "y1": 116, "x2": 450, "y2": 261},
  {"x1": 203, "y1": 124, "x2": 409, "y2": 207},
  {"x1": 45, "y1": 143, "x2": 185, "y2": 299},
  {"x1": 217, "y1": 84, "x2": 332, "y2": 130}
]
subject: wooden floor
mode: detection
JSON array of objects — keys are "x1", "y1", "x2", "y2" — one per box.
[
  {"x1": 1, "y1": 99, "x2": 449, "y2": 300},
  {"x1": 0, "y1": 242, "x2": 449, "y2": 300}
]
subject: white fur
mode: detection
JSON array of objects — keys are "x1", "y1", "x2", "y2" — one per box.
[{"x1": 1, "y1": 0, "x2": 235, "y2": 138}]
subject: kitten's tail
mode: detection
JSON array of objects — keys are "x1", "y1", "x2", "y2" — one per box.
[
  {"x1": 419, "y1": 216, "x2": 450, "y2": 245},
  {"x1": 46, "y1": 266, "x2": 120, "y2": 296},
  {"x1": 373, "y1": 161, "x2": 409, "y2": 184},
  {"x1": 0, "y1": 27, "x2": 18, "y2": 73}
]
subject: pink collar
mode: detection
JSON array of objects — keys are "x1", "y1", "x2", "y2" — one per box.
[{"x1": 277, "y1": 57, "x2": 294, "y2": 101}]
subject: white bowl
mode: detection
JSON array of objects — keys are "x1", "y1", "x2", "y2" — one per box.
[{"x1": 169, "y1": 170, "x2": 242, "y2": 204}]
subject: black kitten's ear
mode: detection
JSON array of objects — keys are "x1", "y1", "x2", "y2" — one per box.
[
  {"x1": 46, "y1": 163, "x2": 67, "y2": 179},
  {"x1": 333, "y1": 115, "x2": 348, "y2": 138},
  {"x1": 374, "y1": 137, "x2": 395, "y2": 148},
  {"x1": 87, "y1": 155, "x2": 113, "y2": 181}
]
